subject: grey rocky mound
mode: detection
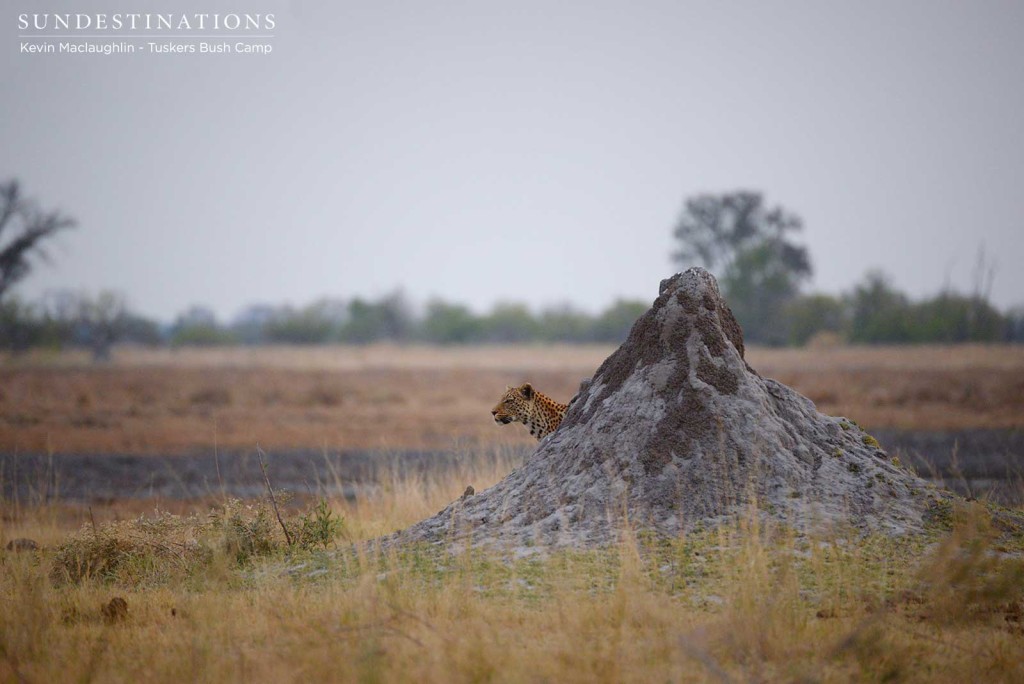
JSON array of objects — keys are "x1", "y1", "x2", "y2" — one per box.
[{"x1": 398, "y1": 268, "x2": 938, "y2": 550}]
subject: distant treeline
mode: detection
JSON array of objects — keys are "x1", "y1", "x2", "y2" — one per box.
[
  {"x1": 169, "y1": 296, "x2": 650, "y2": 347},
  {"x1": 5, "y1": 183, "x2": 1020, "y2": 356},
  {"x1": 2, "y1": 271, "x2": 1022, "y2": 357},
  {"x1": 0, "y1": 291, "x2": 649, "y2": 355},
  {"x1": 785, "y1": 271, "x2": 1022, "y2": 346}
]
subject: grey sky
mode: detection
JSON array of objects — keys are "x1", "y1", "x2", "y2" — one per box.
[{"x1": 5, "y1": 0, "x2": 1023, "y2": 321}]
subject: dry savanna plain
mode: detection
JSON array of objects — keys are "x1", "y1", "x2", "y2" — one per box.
[
  {"x1": 3, "y1": 343, "x2": 1024, "y2": 454},
  {"x1": 2, "y1": 344, "x2": 1024, "y2": 682}
]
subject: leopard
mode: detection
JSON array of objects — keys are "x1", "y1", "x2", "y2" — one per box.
[{"x1": 491, "y1": 383, "x2": 568, "y2": 440}]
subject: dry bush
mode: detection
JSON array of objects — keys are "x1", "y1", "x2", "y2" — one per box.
[
  {"x1": 50, "y1": 511, "x2": 214, "y2": 586},
  {"x1": 915, "y1": 503, "x2": 1024, "y2": 624},
  {"x1": 47, "y1": 497, "x2": 350, "y2": 587}
]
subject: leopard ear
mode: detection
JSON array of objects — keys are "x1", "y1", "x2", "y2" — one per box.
[{"x1": 521, "y1": 383, "x2": 534, "y2": 399}]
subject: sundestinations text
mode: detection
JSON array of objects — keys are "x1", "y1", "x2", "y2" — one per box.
[{"x1": 18, "y1": 13, "x2": 275, "y2": 31}]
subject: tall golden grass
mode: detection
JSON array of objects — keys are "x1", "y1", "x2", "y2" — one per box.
[{"x1": 2, "y1": 451, "x2": 1023, "y2": 683}]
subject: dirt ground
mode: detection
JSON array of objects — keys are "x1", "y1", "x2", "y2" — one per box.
[{"x1": 2, "y1": 344, "x2": 1023, "y2": 455}]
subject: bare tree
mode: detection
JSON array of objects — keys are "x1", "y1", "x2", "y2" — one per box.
[
  {"x1": 77, "y1": 291, "x2": 127, "y2": 361},
  {"x1": 0, "y1": 180, "x2": 76, "y2": 300},
  {"x1": 969, "y1": 243, "x2": 998, "y2": 341}
]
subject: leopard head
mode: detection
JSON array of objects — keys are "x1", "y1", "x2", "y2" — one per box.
[{"x1": 491, "y1": 383, "x2": 536, "y2": 426}]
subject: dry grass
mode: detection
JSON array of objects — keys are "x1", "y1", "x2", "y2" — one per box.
[
  {"x1": 0, "y1": 345, "x2": 605, "y2": 454},
  {"x1": 3, "y1": 343, "x2": 1023, "y2": 679},
  {"x1": 0, "y1": 343, "x2": 616, "y2": 372},
  {"x1": 2, "y1": 459, "x2": 1023, "y2": 683},
  {"x1": 750, "y1": 345, "x2": 1024, "y2": 431},
  {"x1": 2, "y1": 344, "x2": 1022, "y2": 455}
]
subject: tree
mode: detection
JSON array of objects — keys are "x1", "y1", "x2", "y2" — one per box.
[
  {"x1": 340, "y1": 292, "x2": 413, "y2": 343},
  {"x1": 263, "y1": 299, "x2": 347, "y2": 344},
  {"x1": 1006, "y1": 306, "x2": 1024, "y2": 343},
  {"x1": 1, "y1": 288, "x2": 160, "y2": 354},
  {"x1": 120, "y1": 312, "x2": 163, "y2": 346},
  {"x1": 480, "y1": 303, "x2": 540, "y2": 343},
  {"x1": 421, "y1": 299, "x2": 481, "y2": 344},
  {"x1": 591, "y1": 300, "x2": 648, "y2": 343},
  {"x1": 231, "y1": 304, "x2": 278, "y2": 344},
  {"x1": 0, "y1": 180, "x2": 76, "y2": 300},
  {"x1": 0, "y1": 297, "x2": 40, "y2": 352},
  {"x1": 848, "y1": 271, "x2": 913, "y2": 343},
  {"x1": 784, "y1": 294, "x2": 849, "y2": 346},
  {"x1": 672, "y1": 191, "x2": 812, "y2": 345},
  {"x1": 75, "y1": 291, "x2": 128, "y2": 361},
  {"x1": 537, "y1": 304, "x2": 592, "y2": 342},
  {"x1": 171, "y1": 306, "x2": 237, "y2": 347},
  {"x1": 912, "y1": 293, "x2": 1005, "y2": 343}
]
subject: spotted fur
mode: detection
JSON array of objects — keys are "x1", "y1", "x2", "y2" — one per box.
[{"x1": 491, "y1": 383, "x2": 568, "y2": 440}]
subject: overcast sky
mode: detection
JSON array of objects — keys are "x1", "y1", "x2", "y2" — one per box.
[{"x1": 4, "y1": 0, "x2": 1023, "y2": 321}]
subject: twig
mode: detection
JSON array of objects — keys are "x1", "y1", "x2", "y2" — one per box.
[
  {"x1": 256, "y1": 445, "x2": 293, "y2": 546},
  {"x1": 334, "y1": 617, "x2": 426, "y2": 648},
  {"x1": 386, "y1": 602, "x2": 454, "y2": 644},
  {"x1": 677, "y1": 635, "x2": 734, "y2": 684},
  {"x1": 903, "y1": 623, "x2": 986, "y2": 656},
  {"x1": 89, "y1": 506, "x2": 99, "y2": 540},
  {"x1": 214, "y1": 424, "x2": 225, "y2": 502},
  {"x1": 384, "y1": 625, "x2": 425, "y2": 648}
]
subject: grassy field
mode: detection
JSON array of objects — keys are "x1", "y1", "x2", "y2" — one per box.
[
  {"x1": 2, "y1": 344, "x2": 1023, "y2": 454},
  {"x1": 2, "y1": 343, "x2": 1024, "y2": 681},
  {"x1": 2, "y1": 457, "x2": 1023, "y2": 683}
]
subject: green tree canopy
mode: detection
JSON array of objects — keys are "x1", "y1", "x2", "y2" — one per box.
[
  {"x1": 591, "y1": 300, "x2": 647, "y2": 343},
  {"x1": 340, "y1": 292, "x2": 413, "y2": 344},
  {"x1": 481, "y1": 303, "x2": 540, "y2": 343},
  {"x1": 421, "y1": 300, "x2": 481, "y2": 344},
  {"x1": 784, "y1": 294, "x2": 849, "y2": 346},
  {"x1": 171, "y1": 306, "x2": 237, "y2": 347},
  {"x1": 538, "y1": 304, "x2": 592, "y2": 343},
  {"x1": 848, "y1": 271, "x2": 913, "y2": 343},
  {"x1": 672, "y1": 191, "x2": 812, "y2": 345}
]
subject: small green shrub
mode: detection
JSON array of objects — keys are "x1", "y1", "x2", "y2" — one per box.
[{"x1": 294, "y1": 499, "x2": 346, "y2": 550}]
